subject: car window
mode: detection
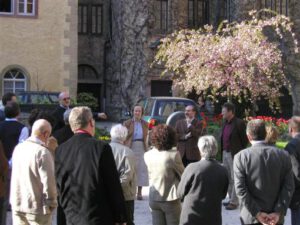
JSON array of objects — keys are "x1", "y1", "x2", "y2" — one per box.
[
  {"x1": 144, "y1": 99, "x2": 154, "y2": 115},
  {"x1": 49, "y1": 94, "x2": 59, "y2": 103},
  {"x1": 31, "y1": 94, "x2": 51, "y2": 104},
  {"x1": 155, "y1": 101, "x2": 187, "y2": 117},
  {"x1": 17, "y1": 94, "x2": 28, "y2": 104}
]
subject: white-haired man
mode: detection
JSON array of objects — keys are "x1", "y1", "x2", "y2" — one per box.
[
  {"x1": 55, "y1": 107, "x2": 127, "y2": 225},
  {"x1": 10, "y1": 119, "x2": 57, "y2": 225},
  {"x1": 178, "y1": 135, "x2": 229, "y2": 225},
  {"x1": 110, "y1": 124, "x2": 136, "y2": 225}
]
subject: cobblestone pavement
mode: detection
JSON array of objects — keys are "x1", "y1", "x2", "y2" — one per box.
[{"x1": 6, "y1": 187, "x2": 292, "y2": 225}]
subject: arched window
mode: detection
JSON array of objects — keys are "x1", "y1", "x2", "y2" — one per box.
[
  {"x1": 78, "y1": 65, "x2": 99, "y2": 80},
  {"x1": 3, "y1": 68, "x2": 27, "y2": 94}
]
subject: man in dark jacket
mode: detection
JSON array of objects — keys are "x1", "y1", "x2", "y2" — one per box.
[
  {"x1": 55, "y1": 106, "x2": 127, "y2": 225},
  {"x1": 176, "y1": 105, "x2": 205, "y2": 167},
  {"x1": 285, "y1": 116, "x2": 300, "y2": 225},
  {"x1": 221, "y1": 102, "x2": 248, "y2": 210},
  {"x1": 234, "y1": 119, "x2": 294, "y2": 225}
]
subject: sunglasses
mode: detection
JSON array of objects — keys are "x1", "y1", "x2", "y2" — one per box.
[{"x1": 63, "y1": 97, "x2": 70, "y2": 101}]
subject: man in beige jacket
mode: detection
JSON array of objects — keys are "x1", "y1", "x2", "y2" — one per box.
[{"x1": 10, "y1": 119, "x2": 57, "y2": 225}]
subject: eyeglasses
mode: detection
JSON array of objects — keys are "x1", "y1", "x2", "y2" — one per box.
[{"x1": 63, "y1": 97, "x2": 70, "y2": 101}]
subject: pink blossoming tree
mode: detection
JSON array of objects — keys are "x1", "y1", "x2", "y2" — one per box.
[{"x1": 154, "y1": 10, "x2": 298, "y2": 110}]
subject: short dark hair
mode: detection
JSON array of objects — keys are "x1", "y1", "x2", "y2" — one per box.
[
  {"x1": 289, "y1": 116, "x2": 300, "y2": 133},
  {"x1": 2, "y1": 92, "x2": 16, "y2": 106},
  {"x1": 222, "y1": 102, "x2": 235, "y2": 114},
  {"x1": 151, "y1": 124, "x2": 177, "y2": 150},
  {"x1": 186, "y1": 105, "x2": 196, "y2": 112},
  {"x1": 246, "y1": 119, "x2": 266, "y2": 141},
  {"x1": 4, "y1": 102, "x2": 20, "y2": 118}
]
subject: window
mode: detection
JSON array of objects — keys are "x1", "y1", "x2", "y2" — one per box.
[
  {"x1": 0, "y1": 0, "x2": 36, "y2": 16},
  {"x1": 18, "y1": 0, "x2": 35, "y2": 15},
  {"x1": 3, "y1": 69, "x2": 27, "y2": 94},
  {"x1": 78, "y1": 4, "x2": 103, "y2": 35},
  {"x1": 91, "y1": 5, "x2": 102, "y2": 34},
  {"x1": 154, "y1": 0, "x2": 168, "y2": 33},
  {"x1": 261, "y1": 0, "x2": 289, "y2": 16},
  {"x1": 188, "y1": 0, "x2": 209, "y2": 28}
]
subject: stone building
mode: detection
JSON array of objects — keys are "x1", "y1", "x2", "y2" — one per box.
[
  {"x1": 0, "y1": 0, "x2": 299, "y2": 119},
  {"x1": 0, "y1": 0, "x2": 78, "y2": 96}
]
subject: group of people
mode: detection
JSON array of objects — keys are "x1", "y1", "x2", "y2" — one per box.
[{"x1": 0, "y1": 91, "x2": 300, "y2": 225}]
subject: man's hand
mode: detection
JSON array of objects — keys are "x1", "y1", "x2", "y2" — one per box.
[
  {"x1": 256, "y1": 212, "x2": 270, "y2": 225},
  {"x1": 185, "y1": 132, "x2": 192, "y2": 140},
  {"x1": 98, "y1": 112, "x2": 108, "y2": 120},
  {"x1": 46, "y1": 136, "x2": 58, "y2": 154},
  {"x1": 267, "y1": 212, "x2": 280, "y2": 225}
]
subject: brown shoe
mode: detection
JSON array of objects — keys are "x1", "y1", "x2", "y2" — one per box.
[{"x1": 225, "y1": 203, "x2": 238, "y2": 210}]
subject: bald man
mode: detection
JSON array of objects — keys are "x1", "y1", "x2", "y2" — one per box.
[{"x1": 10, "y1": 119, "x2": 57, "y2": 225}]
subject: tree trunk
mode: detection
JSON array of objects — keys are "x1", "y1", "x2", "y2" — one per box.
[{"x1": 106, "y1": 0, "x2": 150, "y2": 120}]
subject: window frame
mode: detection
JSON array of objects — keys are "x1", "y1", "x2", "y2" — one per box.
[
  {"x1": 188, "y1": 0, "x2": 209, "y2": 28},
  {"x1": 2, "y1": 68, "x2": 27, "y2": 94},
  {"x1": 0, "y1": 0, "x2": 38, "y2": 18},
  {"x1": 78, "y1": 4, "x2": 103, "y2": 36},
  {"x1": 158, "y1": 0, "x2": 168, "y2": 33}
]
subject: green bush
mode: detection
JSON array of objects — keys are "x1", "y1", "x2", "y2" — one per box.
[
  {"x1": 74, "y1": 92, "x2": 99, "y2": 110},
  {"x1": 94, "y1": 127, "x2": 111, "y2": 143}
]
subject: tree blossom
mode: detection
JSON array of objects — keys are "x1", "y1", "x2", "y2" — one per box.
[{"x1": 154, "y1": 10, "x2": 298, "y2": 109}]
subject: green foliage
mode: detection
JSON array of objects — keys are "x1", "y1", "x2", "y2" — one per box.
[
  {"x1": 94, "y1": 127, "x2": 111, "y2": 143},
  {"x1": 276, "y1": 141, "x2": 288, "y2": 149},
  {"x1": 74, "y1": 92, "x2": 99, "y2": 110}
]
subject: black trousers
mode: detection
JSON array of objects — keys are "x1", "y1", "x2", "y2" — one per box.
[
  {"x1": 57, "y1": 202, "x2": 66, "y2": 225},
  {"x1": 125, "y1": 200, "x2": 135, "y2": 225}
]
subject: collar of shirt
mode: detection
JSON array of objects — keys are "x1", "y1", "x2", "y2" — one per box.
[
  {"x1": 225, "y1": 116, "x2": 235, "y2": 124},
  {"x1": 133, "y1": 118, "x2": 142, "y2": 122},
  {"x1": 5, "y1": 118, "x2": 18, "y2": 121},
  {"x1": 250, "y1": 140, "x2": 265, "y2": 146},
  {"x1": 27, "y1": 136, "x2": 46, "y2": 146},
  {"x1": 59, "y1": 104, "x2": 69, "y2": 110}
]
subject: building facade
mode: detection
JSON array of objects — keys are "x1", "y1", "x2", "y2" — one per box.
[
  {"x1": 0, "y1": 0, "x2": 78, "y2": 96},
  {"x1": 0, "y1": 0, "x2": 299, "y2": 119}
]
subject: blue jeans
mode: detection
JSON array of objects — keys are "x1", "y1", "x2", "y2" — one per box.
[
  {"x1": 292, "y1": 208, "x2": 300, "y2": 225},
  {"x1": 0, "y1": 197, "x2": 6, "y2": 225}
]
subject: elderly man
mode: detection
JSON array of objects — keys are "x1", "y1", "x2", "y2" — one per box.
[
  {"x1": 10, "y1": 119, "x2": 57, "y2": 225},
  {"x1": 285, "y1": 116, "x2": 300, "y2": 225},
  {"x1": 52, "y1": 92, "x2": 107, "y2": 132},
  {"x1": 55, "y1": 107, "x2": 127, "y2": 225},
  {"x1": 178, "y1": 135, "x2": 229, "y2": 225},
  {"x1": 175, "y1": 105, "x2": 205, "y2": 167},
  {"x1": 234, "y1": 119, "x2": 294, "y2": 225},
  {"x1": 110, "y1": 124, "x2": 136, "y2": 225}
]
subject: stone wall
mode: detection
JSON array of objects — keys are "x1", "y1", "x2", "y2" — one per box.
[{"x1": 0, "y1": 0, "x2": 78, "y2": 97}]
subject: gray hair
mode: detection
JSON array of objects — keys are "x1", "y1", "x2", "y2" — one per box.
[
  {"x1": 110, "y1": 124, "x2": 128, "y2": 143},
  {"x1": 69, "y1": 106, "x2": 93, "y2": 132},
  {"x1": 197, "y1": 135, "x2": 218, "y2": 159},
  {"x1": 63, "y1": 109, "x2": 72, "y2": 124},
  {"x1": 246, "y1": 119, "x2": 266, "y2": 141}
]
